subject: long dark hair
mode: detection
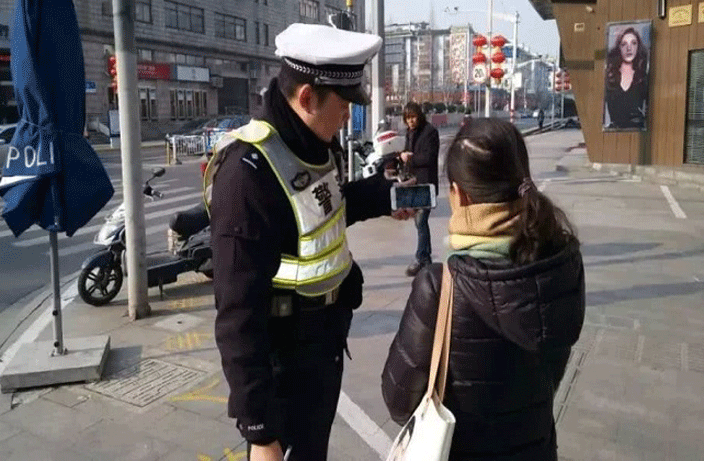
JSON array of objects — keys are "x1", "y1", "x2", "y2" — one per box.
[
  {"x1": 605, "y1": 27, "x2": 648, "y2": 90},
  {"x1": 446, "y1": 118, "x2": 577, "y2": 264}
]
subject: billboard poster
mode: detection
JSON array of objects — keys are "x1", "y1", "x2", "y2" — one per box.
[
  {"x1": 450, "y1": 28, "x2": 468, "y2": 85},
  {"x1": 603, "y1": 20, "x2": 652, "y2": 131}
]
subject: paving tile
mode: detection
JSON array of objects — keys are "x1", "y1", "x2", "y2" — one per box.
[
  {"x1": 0, "y1": 431, "x2": 96, "y2": 461},
  {"x1": 144, "y1": 407, "x2": 244, "y2": 454},
  {"x1": 68, "y1": 419, "x2": 175, "y2": 461},
  {"x1": 0, "y1": 397, "x2": 102, "y2": 447}
]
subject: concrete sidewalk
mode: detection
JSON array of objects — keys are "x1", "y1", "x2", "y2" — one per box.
[{"x1": 0, "y1": 128, "x2": 703, "y2": 460}]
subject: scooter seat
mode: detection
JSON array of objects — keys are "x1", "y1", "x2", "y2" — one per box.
[{"x1": 169, "y1": 204, "x2": 209, "y2": 238}]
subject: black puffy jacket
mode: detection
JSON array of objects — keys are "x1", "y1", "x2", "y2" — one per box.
[{"x1": 381, "y1": 240, "x2": 585, "y2": 460}]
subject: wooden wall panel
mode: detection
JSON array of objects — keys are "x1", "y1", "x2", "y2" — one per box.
[{"x1": 553, "y1": 0, "x2": 704, "y2": 168}]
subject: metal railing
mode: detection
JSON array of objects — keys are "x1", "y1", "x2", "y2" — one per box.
[{"x1": 165, "y1": 134, "x2": 206, "y2": 165}]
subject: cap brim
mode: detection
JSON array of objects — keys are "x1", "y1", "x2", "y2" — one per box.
[{"x1": 332, "y1": 85, "x2": 370, "y2": 106}]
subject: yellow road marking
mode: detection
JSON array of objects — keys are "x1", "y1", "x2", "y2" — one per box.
[
  {"x1": 196, "y1": 449, "x2": 246, "y2": 461},
  {"x1": 171, "y1": 376, "x2": 227, "y2": 403},
  {"x1": 224, "y1": 448, "x2": 247, "y2": 460},
  {"x1": 165, "y1": 331, "x2": 213, "y2": 351}
]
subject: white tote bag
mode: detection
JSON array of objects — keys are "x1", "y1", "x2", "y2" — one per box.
[{"x1": 385, "y1": 264, "x2": 456, "y2": 461}]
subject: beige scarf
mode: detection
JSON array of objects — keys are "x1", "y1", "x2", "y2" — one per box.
[{"x1": 447, "y1": 193, "x2": 522, "y2": 251}]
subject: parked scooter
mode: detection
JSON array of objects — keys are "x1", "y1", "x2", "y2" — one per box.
[
  {"x1": 353, "y1": 127, "x2": 412, "y2": 182},
  {"x1": 77, "y1": 167, "x2": 212, "y2": 306}
]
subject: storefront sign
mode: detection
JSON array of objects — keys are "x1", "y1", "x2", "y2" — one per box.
[
  {"x1": 175, "y1": 65, "x2": 210, "y2": 83},
  {"x1": 698, "y1": 3, "x2": 704, "y2": 23},
  {"x1": 138, "y1": 62, "x2": 172, "y2": 80},
  {"x1": 669, "y1": 5, "x2": 692, "y2": 27},
  {"x1": 85, "y1": 81, "x2": 96, "y2": 93}
]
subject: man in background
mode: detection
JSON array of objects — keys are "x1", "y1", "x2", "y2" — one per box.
[{"x1": 399, "y1": 102, "x2": 439, "y2": 276}]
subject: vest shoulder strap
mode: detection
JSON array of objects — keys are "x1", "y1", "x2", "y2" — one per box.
[{"x1": 228, "y1": 120, "x2": 274, "y2": 144}]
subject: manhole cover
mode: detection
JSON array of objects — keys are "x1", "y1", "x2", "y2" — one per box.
[{"x1": 85, "y1": 358, "x2": 207, "y2": 407}]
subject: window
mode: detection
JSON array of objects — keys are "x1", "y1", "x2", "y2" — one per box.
[
  {"x1": 139, "y1": 88, "x2": 157, "y2": 121},
  {"x1": 165, "y1": 1, "x2": 204, "y2": 34},
  {"x1": 178, "y1": 90, "x2": 185, "y2": 119},
  {"x1": 138, "y1": 49, "x2": 153, "y2": 61},
  {"x1": 264, "y1": 24, "x2": 270, "y2": 46},
  {"x1": 186, "y1": 90, "x2": 194, "y2": 119},
  {"x1": 300, "y1": 0, "x2": 319, "y2": 19},
  {"x1": 135, "y1": 1, "x2": 152, "y2": 23},
  {"x1": 255, "y1": 21, "x2": 260, "y2": 45},
  {"x1": 215, "y1": 13, "x2": 246, "y2": 41},
  {"x1": 170, "y1": 90, "x2": 177, "y2": 119}
]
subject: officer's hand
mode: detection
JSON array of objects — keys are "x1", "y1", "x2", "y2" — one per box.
[
  {"x1": 400, "y1": 151, "x2": 413, "y2": 163},
  {"x1": 250, "y1": 440, "x2": 283, "y2": 461},
  {"x1": 391, "y1": 208, "x2": 416, "y2": 220}
]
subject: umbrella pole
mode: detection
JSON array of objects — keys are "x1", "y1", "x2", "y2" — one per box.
[{"x1": 49, "y1": 179, "x2": 66, "y2": 356}]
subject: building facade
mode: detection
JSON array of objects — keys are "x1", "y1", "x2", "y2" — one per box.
[
  {"x1": 530, "y1": 0, "x2": 704, "y2": 168},
  {"x1": 385, "y1": 23, "x2": 463, "y2": 108},
  {"x1": 383, "y1": 22, "x2": 557, "y2": 114},
  {"x1": 0, "y1": 0, "x2": 364, "y2": 137}
]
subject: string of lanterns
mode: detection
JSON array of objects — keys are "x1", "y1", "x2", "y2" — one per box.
[{"x1": 471, "y1": 34, "x2": 507, "y2": 84}]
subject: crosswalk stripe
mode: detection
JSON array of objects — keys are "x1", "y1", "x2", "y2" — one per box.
[
  {"x1": 13, "y1": 195, "x2": 203, "y2": 248},
  {"x1": 0, "y1": 188, "x2": 198, "y2": 239},
  {"x1": 55, "y1": 223, "x2": 171, "y2": 257}
]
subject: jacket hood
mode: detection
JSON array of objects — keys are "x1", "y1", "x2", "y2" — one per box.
[{"x1": 449, "y1": 239, "x2": 585, "y2": 352}]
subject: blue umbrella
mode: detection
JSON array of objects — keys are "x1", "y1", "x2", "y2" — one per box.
[
  {"x1": 0, "y1": 0, "x2": 114, "y2": 237},
  {"x1": 0, "y1": 0, "x2": 114, "y2": 356}
]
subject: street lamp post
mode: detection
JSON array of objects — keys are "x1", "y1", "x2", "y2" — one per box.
[
  {"x1": 485, "y1": 0, "x2": 493, "y2": 117},
  {"x1": 445, "y1": 6, "x2": 519, "y2": 119}
]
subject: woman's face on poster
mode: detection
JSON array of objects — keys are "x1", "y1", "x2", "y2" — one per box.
[{"x1": 619, "y1": 32, "x2": 639, "y2": 63}]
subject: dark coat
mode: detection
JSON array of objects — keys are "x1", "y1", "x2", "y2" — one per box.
[
  {"x1": 382, "y1": 240, "x2": 585, "y2": 460},
  {"x1": 404, "y1": 119, "x2": 440, "y2": 188},
  {"x1": 210, "y1": 78, "x2": 394, "y2": 444}
]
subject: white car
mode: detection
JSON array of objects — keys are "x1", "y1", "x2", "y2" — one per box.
[{"x1": 0, "y1": 124, "x2": 17, "y2": 175}]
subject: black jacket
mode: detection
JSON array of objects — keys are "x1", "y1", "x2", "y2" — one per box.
[
  {"x1": 210, "y1": 78, "x2": 394, "y2": 444},
  {"x1": 382, "y1": 240, "x2": 585, "y2": 460},
  {"x1": 404, "y1": 119, "x2": 440, "y2": 188}
]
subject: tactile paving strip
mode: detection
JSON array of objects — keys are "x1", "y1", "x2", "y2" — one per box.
[{"x1": 85, "y1": 358, "x2": 207, "y2": 407}]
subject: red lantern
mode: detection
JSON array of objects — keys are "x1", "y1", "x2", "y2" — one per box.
[
  {"x1": 490, "y1": 34, "x2": 507, "y2": 48},
  {"x1": 107, "y1": 55, "x2": 118, "y2": 90},
  {"x1": 472, "y1": 35, "x2": 488, "y2": 47},
  {"x1": 490, "y1": 68, "x2": 505, "y2": 80},
  {"x1": 491, "y1": 52, "x2": 505, "y2": 64},
  {"x1": 472, "y1": 52, "x2": 487, "y2": 64}
]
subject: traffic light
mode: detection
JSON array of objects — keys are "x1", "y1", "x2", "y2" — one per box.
[{"x1": 107, "y1": 55, "x2": 118, "y2": 90}]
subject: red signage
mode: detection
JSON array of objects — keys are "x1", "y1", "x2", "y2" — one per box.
[
  {"x1": 137, "y1": 62, "x2": 172, "y2": 80},
  {"x1": 0, "y1": 54, "x2": 10, "y2": 63}
]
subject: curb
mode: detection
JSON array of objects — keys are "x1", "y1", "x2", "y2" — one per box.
[
  {"x1": 556, "y1": 154, "x2": 704, "y2": 192},
  {"x1": 92, "y1": 140, "x2": 166, "y2": 153}
]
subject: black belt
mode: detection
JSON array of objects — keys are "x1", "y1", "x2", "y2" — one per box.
[{"x1": 270, "y1": 287, "x2": 340, "y2": 317}]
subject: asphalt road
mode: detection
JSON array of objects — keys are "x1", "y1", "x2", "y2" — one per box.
[{"x1": 0, "y1": 145, "x2": 205, "y2": 345}]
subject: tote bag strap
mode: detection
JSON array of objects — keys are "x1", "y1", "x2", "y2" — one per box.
[{"x1": 426, "y1": 263, "x2": 454, "y2": 402}]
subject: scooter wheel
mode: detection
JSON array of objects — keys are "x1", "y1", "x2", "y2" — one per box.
[{"x1": 78, "y1": 264, "x2": 124, "y2": 306}]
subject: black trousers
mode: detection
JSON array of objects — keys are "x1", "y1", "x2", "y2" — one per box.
[{"x1": 248, "y1": 342, "x2": 344, "y2": 461}]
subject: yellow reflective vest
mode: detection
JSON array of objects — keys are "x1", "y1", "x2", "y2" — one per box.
[{"x1": 204, "y1": 120, "x2": 352, "y2": 297}]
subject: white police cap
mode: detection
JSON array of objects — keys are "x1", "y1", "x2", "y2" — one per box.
[{"x1": 275, "y1": 23, "x2": 382, "y2": 105}]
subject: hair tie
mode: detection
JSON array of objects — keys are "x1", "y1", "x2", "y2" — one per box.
[{"x1": 518, "y1": 178, "x2": 535, "y2": 197}]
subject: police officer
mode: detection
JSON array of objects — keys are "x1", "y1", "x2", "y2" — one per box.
[{"x1": 205, "y1": 24, "x2": 412, "y2": 461}]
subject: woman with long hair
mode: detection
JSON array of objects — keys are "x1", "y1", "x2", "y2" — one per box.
[
  {"x1": 382, "y1": 118, "x2": 585, "y2": 460},
  {"x1": 604, "y1": 26, "x2": 649, "y2": 129}
]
